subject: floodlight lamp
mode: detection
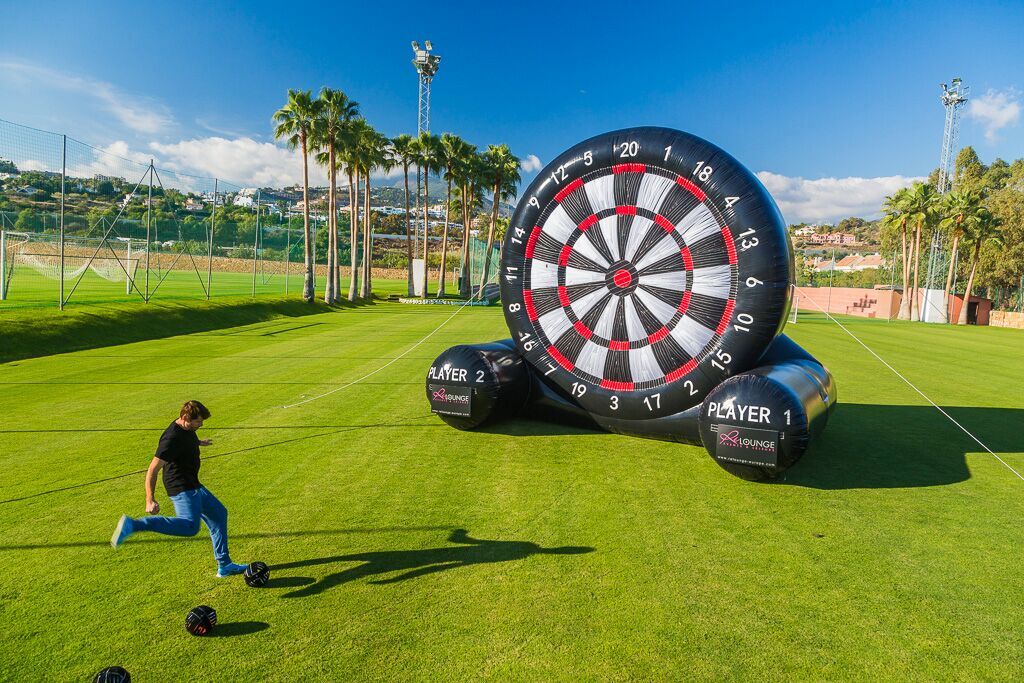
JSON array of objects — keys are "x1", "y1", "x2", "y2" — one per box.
[
  {"x1": 411, "y1": 41, "x2": 420, "y2": 51},
  {"x1": 425, "y1": 40, "x2": 433, "y2": 50}
]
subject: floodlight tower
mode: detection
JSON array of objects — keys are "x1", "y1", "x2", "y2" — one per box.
[
  {"x1": 923, "y1": 78, "x2": 969, "y2": 323},
  {"x1": 937, "y1": 78, "x2": 969, "y2": 193},
  {"x1": 411, "y1": 40, "x2": 441, "y2": 135}
]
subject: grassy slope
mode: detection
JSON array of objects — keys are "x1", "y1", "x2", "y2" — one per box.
[{"x1": 0, "y1": 308, "x2": 1022, "y2": 680}]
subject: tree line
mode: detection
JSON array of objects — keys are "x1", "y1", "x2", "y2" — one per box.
[
  {"x1": 880, "y1": 147, "x2": 1024, "y2": 322},
  {"x1": 273, "y1": 87, "x2": 521, "y2": 303}
]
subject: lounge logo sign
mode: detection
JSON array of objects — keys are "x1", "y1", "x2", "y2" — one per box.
[
  {"x1": 714, "y1": 423, "x2": 779, "y2": 467},
  {"x1": 428, "y1": 384, "x2": 473, "y2": 417}
]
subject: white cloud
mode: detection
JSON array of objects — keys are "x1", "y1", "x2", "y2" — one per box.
[
  {"x1": 0, "y1": 60, "x2": 174, "y2": 135},
  {"x1": 149, "y1": 137, "x2": 327, "y2": 188},
  {"x1": 967, "y1": 89, "x2": 1021, "y2": 142},
  {"x1": 67, "y1": 141, "x2": 154, "y2": 181},
  {"x1": 756, "y1": 171, "x2": 924, "y2": 224},
  {"x1": 520, "y1": 154, "x2": 543, "y2": 173}
]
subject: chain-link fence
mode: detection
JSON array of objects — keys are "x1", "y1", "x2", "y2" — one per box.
[
  {"x1": 2, "y1": 118, "x2": 494, "y2": 309},
  {"x1": 0, "y1": 118, "x2": 328, "y2": 309}
]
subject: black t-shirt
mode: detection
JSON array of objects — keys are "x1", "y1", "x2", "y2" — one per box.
[{"x1": 155, "y1": 421, "x2": 202, "y2": 496}]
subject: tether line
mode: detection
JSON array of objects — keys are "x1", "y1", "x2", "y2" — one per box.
[
  {"x1": 795, "y1": 286, "x2": 1024, "y2": 482},
  {"x1": 282, "y1": 276, "x2": 499, "y2": 409}
]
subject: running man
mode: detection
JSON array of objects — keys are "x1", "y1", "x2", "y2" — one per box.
[{"x1": 111, "y1": 400, "x2": 247, "y2": 578}]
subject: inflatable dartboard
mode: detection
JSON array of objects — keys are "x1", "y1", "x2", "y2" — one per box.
[
  {"x1": 500, "y1": 127, "x2": 792, "y2": 420},
  {"x1": 426, "y1": 127, "x2": 834, "y2": 481}
]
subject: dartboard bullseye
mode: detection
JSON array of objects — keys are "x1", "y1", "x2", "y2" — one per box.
[{"x1": 501, "y1": 127, "x2": 792, "y2": 420}]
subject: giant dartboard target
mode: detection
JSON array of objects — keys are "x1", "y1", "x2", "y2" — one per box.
[{"x1": 501, "y1": 127, "x2": 793, "y2": 420}]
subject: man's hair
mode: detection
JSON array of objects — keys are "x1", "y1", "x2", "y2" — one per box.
[{"x1": 180, "y1": 400, "x2": 211, "y2": 421}]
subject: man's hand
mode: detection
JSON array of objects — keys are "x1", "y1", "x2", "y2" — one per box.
[
  {"x1": 199, "y1": 439, "x2": 213, "y2": 446},
  {"x1": 146, "y1": 499, "x2": 160, "y2": 514}
]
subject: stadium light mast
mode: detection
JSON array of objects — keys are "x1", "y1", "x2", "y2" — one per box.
[
  {"x1": 923, "y1": 78, "x2": 970, "y2": 323},
  {"x1": 411, "y1": 40, "x2": 441, "y2": 135},
  {"x1": 937, "y1": 78, "x2": 969, "y2": 194}
]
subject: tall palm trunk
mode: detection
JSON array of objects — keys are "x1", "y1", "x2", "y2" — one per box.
[
  {"x1": 348, "y1": 168, "x2": 360, "y2": 301},
  {"x1": 941, "y1": 226, "x2": 961, "y2": 324},
  {"x1": 324, "y1": 148, "x2": 336, "y2": 303},
  {"x1": 301, "y1": 134, "x2": 314, "y2": 302},
  {"x1": 897, "y1": 219, "x2": 911, "y2": 319},
  {"x1": 335, "y1": 162, "x2": 344, "y2": 301},
  {"x1": 910, "y1": 220, "x2": 924, "y2": 321},
  {"x1": 360, "y1": 172, "x2": 371, "y2": 299},
  {"x1": 480, "y1": 176, "x2": 502, "y2": 292},
  {"x1": 437, "y1": 172, "x2": 453, "y2": 297},
  {"x1": 956, "y1": 240, "x2": 982, "y2": 325},
  {"x1": 421, "y1": 166, "x2": 430, "y2": 299},
  {"x1": 459, "y1": 181, "x2": 471, "y2": 298},
  {"x1": 403, "y1": 164, "x2": 413, "y2": 296}
]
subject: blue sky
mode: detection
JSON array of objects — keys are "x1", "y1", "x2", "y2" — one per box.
[{"x1": 2, "y1": 0, "x2": 1022, "y2": 222}]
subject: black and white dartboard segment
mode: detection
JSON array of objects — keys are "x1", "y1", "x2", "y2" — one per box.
[{"x1": 502, "y1": 128, "x2": 791, "y2": 419}]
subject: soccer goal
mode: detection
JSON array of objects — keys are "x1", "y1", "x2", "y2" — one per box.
[{"x1": 1, "y1": 231, "x2": 144, "y2": 301}]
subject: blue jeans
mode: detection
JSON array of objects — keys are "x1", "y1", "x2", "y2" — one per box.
[{"x1": 132, "y1": 486, "x2": 232, "y2": 567}]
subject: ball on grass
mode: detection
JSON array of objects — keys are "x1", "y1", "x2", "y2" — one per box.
[
  {"x1": 244, "y1": 561, "x2": 270, "y2": 587},
  {"x1": 185, "y1": 605, "x2": 217, "y2": 636},
  {"x1": 93, "y1": 666, "x2": 130, "y2": 682}
]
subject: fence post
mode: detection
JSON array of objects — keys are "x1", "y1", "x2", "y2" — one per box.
[
  {"x1": 208, "y1": 179, "x2": 217, "y2": 299},
  {"x1": 1, "y1": 228, "x2": 6, "y2": 301},
  {"x1": 59, "y1": 134, "x2": 66, "y2": 309},
  {"x1": 826, "y1": 247, "x2": 835, "y2": 314},
  {"x1": 145, "y1": 160, "x2": 154, "y2": 302},
  {"x1": 252, "y1": 190, "x2": 261, "y2": 297}
]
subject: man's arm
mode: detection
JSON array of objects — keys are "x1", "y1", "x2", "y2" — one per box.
[{"x1": 144, "y1": 457, "x2": 165, "y2": 514}]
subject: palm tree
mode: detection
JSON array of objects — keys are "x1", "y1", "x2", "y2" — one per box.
[
  {"x1": 882, "y1": 188, "x2": 912, "y2": 320},
  {"x1": 415, "y1": 132, "x2": 441, "y2": 299},
  {"x1": 312, "y1": 88, "x2": 359, "y2": 304},
  {"x1": 956, "y1": 206, "x2": 1002, "y2": 325},
  {"x1": 343, "y1": 118, "x2": 372, "y2": 301},
  {"x1": 359, "y1": 128, "x2": 393, "y2": 299},
  {"x1": 901, "y1": 182, "x2": 938, "y2": 321},
  {"x1": 273, "y1": 90, "x2": 321, "y2": 302},
  {"x1": 480, "y1": 144, "x2": 521, "y2": 292},
  {"x1": 391, "y1": 134, "x2": 416, "y2": 295},
  {"x1": 937, "y1": 189, "x2": 980, "y2": 323},
  {"x1": 458, "y1": 150, "x2": 485, "y2": 298},
  {"x1": 436, "y1": 133, "x2": 470, "y2": 297}
]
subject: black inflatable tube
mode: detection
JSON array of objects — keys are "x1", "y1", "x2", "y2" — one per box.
[{"x1": 426, "y1": 334, "x2": 834, "y2": 479}]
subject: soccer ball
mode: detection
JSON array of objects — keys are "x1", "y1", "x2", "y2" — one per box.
[
  {"x1": 93, "y1": 666, "x2": 130, "y2": 682},
  {"x1": 185, "y1": 605, "x2": 217, "y2": 636},
  {"x1": 244, "y1": 561, "x2": 270, "y2": 587}
]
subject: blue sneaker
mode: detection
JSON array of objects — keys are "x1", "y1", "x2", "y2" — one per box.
[
  {"x1": 111, "y1": 515, "x2": 134, "y2": 548},
  {"x1": 217, "y1": 562, "x2": 247, "y2": 578}
]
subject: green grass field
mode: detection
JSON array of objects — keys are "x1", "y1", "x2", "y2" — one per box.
[
  {"x1": 0, "y1": 263, "x2": 416, "y2": 309},
  {"x1": 1, "y1": 305, "x2": 1023, "y2": 680}
]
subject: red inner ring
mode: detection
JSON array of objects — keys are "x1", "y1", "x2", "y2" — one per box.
[{"x1": 612, "y1": 269, "x2": 632, "y2": 288}]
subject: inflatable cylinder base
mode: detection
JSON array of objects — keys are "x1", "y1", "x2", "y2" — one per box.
[
  {"x1": 425, "y1": 335, "x2": 835, "y2": 481},
  {"x1": 697, "y1": 359, "x2": 836, "y2": 481},
  {"x1": 425, "y1": 342, "x2": 530, "y2": 430}
]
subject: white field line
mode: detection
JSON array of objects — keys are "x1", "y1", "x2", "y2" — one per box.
[
  {"x1": 282, "y1": 281, "x2": 498, "y2": 410},
  {"x1": 795, "y1": 286, "x2": 1024, "y2": 482}
]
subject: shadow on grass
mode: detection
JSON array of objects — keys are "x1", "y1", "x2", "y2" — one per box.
[
  {"x1": 1, "y1": 296, "x2": 367, "y2": 364},
  {"x1": 271, "y1": 528, "x2": 594, "y2": 597},
  {"x1": 783, "y1": 404, "x2": 1024, "y2": 489},
  {"x1": 475, "y1": 417, "x2": 604, "y2": 438},
  {"x1": 0, "y1": 526, "x2": 452, "y2": 551},
  {"x1": 263, "y1": 576, "x2": 315, "y2": 589},
  {"x1": 207, "y1": 621, "x2": 270, "y2": 637}
]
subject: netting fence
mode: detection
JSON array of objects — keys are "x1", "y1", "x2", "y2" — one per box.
[{"x1": 1, "y1": 118, "x2": 493, "y2": 309}]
